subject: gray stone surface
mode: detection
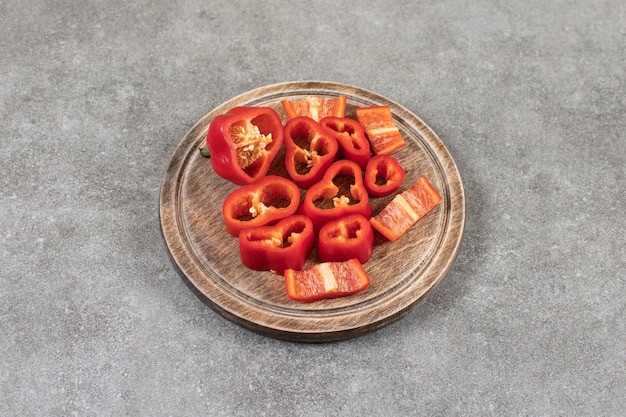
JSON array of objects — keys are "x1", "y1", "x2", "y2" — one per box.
[{"x1": 1, "y1": 0, "x2": 624, "y2": 415}]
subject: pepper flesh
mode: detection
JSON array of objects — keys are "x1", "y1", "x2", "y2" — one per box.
[
  {"x1": 369, "y1": 176, "x2": 441, "y2": 242},
  {"x1": 222, "y1": 175, "x2": 301, "y2": 237},
  {"x1": 284, "y1": 258, "x2": 370, "y2": 302},
  {"x1": 317, "y1": 214, "x2": 375, "y2": 265},
  {"x1": 355, "y1": 106, "x2": 406, "y2": 155},
  {"x1": 238, "y1": 215, "x2": 314, "y2": 274},
  {"x1": 299, "y1": 159, "x2": 372, "y2": 231},
  {"x1": 283, "y1": 116, "x2": 339, "y2": 189},
  {"x1": 364, "y1": 154, "x2": 406, "y2": 197},
  {"x1": 206, "y1": 106, "x2": 283, "y2": 185},
  {"x1": 319, "y1": 116, "x2": 372, "y2": 170},
  {"x1": 281, "y1": 95, "x2": 347, "y2": 122}
]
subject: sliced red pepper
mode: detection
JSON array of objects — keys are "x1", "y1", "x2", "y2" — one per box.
[
  {"x1": 364, "y1": 154, "x2": 406, "y2": 197},
  {"x1": 284, "y1": 258, "x2": 370, "y2": 302},
  {"x1": 317, "y1": 214, "x2": 374, "y2": 265},
  {"x1": 222, "y1": 175, "x2": 301, "y2": 237},
  {"x1": 355, "y1": 106, "x2": 406, "y2": 155},
  {"x1": 281, "y1": 95, "x2": 347, "y2": 122},
  {"x1": 283, "y1": 116, "x2": 339, "y2": 189},
  {"x1": 369, "y1": 176, "x2": 441, "y2": 242},
  {"x1": 300, "y1": 159, "x2": 372, "y2": 231},
  {"x1": 319, "y1": 116, "x2": 372, "y2": 170},
  {"x1": 206, "y1": 106, "x2": 283, "y2": 185},
  {"x1": 238, "y1": 215, "x2": 314, "y2": 274}
]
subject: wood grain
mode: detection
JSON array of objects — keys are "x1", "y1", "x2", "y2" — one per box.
[{"x1": 159, "y1": 81, "x2": 465, "y2": 342}]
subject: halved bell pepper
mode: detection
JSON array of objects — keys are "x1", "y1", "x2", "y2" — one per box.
[
  {"x1": 206, "y1": 106, "x2": 283, "y2": 185},
  {"x1": 355, "y1": 106, "x2": 406, "y2": 155},
  {"x1": 300, "y1": 159, "x2": 372, "y2": 231},
  {"x1": 317, "y1": 214, "x2": 374, "y2": 265},
  {"x1": 364, "y1": 154, "x2": 405, "y2": 197},
  {"x1": 222, "y1": 175, "x2": 301, "y2": 237},
  {"x1": 281, "y1": 95, "x2": 347, "y2": 122},
  {"x1": 319, "y1": 116, "x2": 372, "y2": 170},
  {"x1": 284, "y1": 258, "x2": 370, "y2": 302},
  {"x1": 283, "y1": 116, "x2": 339, "y2": 189},
  {"x1": 369, "y1": 175, "x2": 441, "y2": 242},
  {"x1": 238, "y1": 215, "x2": 314, "y2": 274}
]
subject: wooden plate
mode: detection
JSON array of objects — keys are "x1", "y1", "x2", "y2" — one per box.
[{"x1": 159, "y1": 81, "x2": 465, "y2": 342}]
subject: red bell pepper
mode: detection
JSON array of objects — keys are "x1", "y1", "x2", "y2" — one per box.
[
  {"x1": 355, "y1": 106, "x2": 406, "y2": 155},
  {"x1": 222, "y1": 175, "x2": 301, "y2": 237},
  {"x1": 299, "y1": 159, "x2": 372, "y2": 231},
  {"x1": 319, "y1": 116, "x2": 372, "y2": 170},
  {"x1": 238, "y1": 215, "x2": 314, "y2": 274},
  {"x1": 369, "y1": 175, "x2": 441, "y2": 242},
  {"x1": 206, "y1": 106, "x2": 283, "y2": 185},
  {"x1": 283, "y1": 116, "x2": 339, "y2": 189},
  {"x1": 317, "y1": 214, "x2": 374, "y2": 265},
  {"x1": 284, "y1": 258, "x2": 370, "y2": 302},
  {"x1": 364, "y1": 154, "x2": 405, "y2": 197},
  {"x1": 281, "y1": 95, "x2": 347, "y2": 122}
]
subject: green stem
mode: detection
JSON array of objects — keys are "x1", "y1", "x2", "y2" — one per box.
[{"x1": 199, "y1": 147, "x2": 211, "y2": 158}]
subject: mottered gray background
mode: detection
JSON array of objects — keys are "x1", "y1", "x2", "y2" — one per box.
[{"x1": 1, "y1": 0, "x2": 624, "y2": 415}]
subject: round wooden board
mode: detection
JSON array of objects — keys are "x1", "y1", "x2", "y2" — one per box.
[{"x1": 159, "y1": 81, "x2": 465, "y2": 342}]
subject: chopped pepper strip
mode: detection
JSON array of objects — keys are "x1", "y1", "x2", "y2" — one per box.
[
  {"x1": 369, "y1": 176, "x2": 441, "y2": 242},
  {"x1": 318, "y1": 214, "x2": 375, "y2": 265},
  {"x1": 355, "y1": 106, "x2": 406, "y2": 155},
  {"x1": 283, "y1": 116, "x2": 339, "y2": 189},
  {"x1": 206, "y1": 106, "x2": 283, "y2": 185},
  {"x1": 364, "y1": 154, "x2": 405, "y2": 197},
  {"x1": 319, "y1": 116, "x2": 372, "y2": 170},
  {"x1": 281, "y1": 95, "x2": 347, "y2": 122},
  {"x1": 284, "y1": 258, "x2": 370, "y2": 302},
  {"x1": 222, "y1": 175, "x2": 301, "y2": 237},
  {"x1": 238, "y1": 215, "x2": 314, "y2": 274},
  {"x1": 300, "y1": 159, "x2": 372, "y2": 231}
]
